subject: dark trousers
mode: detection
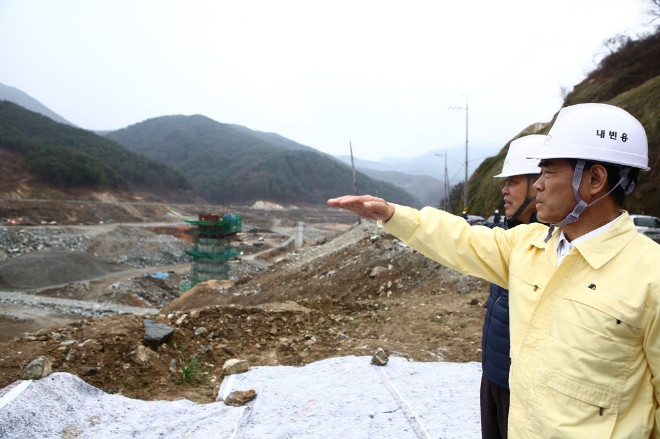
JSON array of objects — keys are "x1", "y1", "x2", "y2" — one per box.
[{"x1": 480, "y1": 373, "x2": 510, "y2": 439}]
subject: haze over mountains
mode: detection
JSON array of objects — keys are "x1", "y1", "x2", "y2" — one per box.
[
  {"x1": 336, "y1": 142, "x2": 496, "y2": 182},
  {"x1": 0, "y1": 82, "x2": 76, "y2": 127}
]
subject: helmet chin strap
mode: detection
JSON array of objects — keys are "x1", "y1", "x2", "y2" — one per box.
[
  {"x1": 543, "y1": 161, "x2": 634, "y2": 242},
  {"x1": 507, "y1": 175, "x2": 534, "y2": 222}
]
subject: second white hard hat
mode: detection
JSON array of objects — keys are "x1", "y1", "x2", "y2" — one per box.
[
  {"x1": 493, "y1": 134, "x2": 545, "y2": 178},
  {"x1": 529, "y1": 103, "x2": 649, "y2": 170}
]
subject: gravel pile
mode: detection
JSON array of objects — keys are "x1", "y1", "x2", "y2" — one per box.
[
  {"x1": 0, "y1": 250, "x2": 128, "y2": 291},
  {"x1": 0, "y1": 226, "x2": 192, "y2": 269},
  {"x1": 0, "y1": 291, "x2": 157, "y2": 318},
  {"x1": 88, "y1": 226, "x2": 191, "y2": 268},
  {"x1": 227, "y1": 259, "x2": 264, "y2": 280},
  {"x1": 0, "y1": 228, "x2": 87, "y2": 263}
]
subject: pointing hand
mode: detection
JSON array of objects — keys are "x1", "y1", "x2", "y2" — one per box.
[{"x1": 327, "y1": 195, "x2": 395, "y2": 222}]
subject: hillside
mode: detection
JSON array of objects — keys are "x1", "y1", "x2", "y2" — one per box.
[
  {"x1": 0, "y1": 101, "x2": 191, "y2": 199},
  {"x1": 467, "y1": 28, "x2": 660, "y2": 217},
  {"x1": 0, "y1": 82, "x2": 76, "y2": 126},
  {"x1": 105, "y1": 115, "x2": 420, "y2": 207}
]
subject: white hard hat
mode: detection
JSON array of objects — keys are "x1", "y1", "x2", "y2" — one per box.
[
  {"x1": 529, "y1": 103, "x2": 649, "y2": 170},
  {"x1": 493, "y1": 134, "x2": 545, "y2": 178},
  {"x1": 494, "y1": 210, "x2": 499, "y2": 213}
]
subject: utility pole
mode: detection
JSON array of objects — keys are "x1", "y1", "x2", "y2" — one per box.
[
  {"x1": 445, "y1": 150, "x2": 450, "y2": 211},
  {"x1": 448, "y1": 95, "x2": 469, "y2": 211},
  {"x1": 435, "y1": 152, "x2": 449, "y2": 211},
  {"x1": 464, "y1": 95, "x2": 469, "y2": 210},
  {"x1": 349, "y1": 142, "x2": 360, "y2": 224}
]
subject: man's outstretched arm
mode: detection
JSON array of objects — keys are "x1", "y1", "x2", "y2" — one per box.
[
  {"x1": 327, "y1": 195, "x2": 395, "y2": 221},
  {"x1": 328, "y1": 194, "x2": 515, "y2": 289}
]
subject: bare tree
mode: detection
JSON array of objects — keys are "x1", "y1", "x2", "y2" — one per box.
[{"x1": 646, "y1": 0, "x2": 660, "y2": 22}]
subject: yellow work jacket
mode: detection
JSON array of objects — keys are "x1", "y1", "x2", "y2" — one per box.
[{"x1": 385, "y1": 206, "x2": 660, "y2": 439}]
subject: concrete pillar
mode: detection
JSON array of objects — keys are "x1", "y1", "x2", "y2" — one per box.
[{"x1": 294, "y1": 222, "x2": 305, "y2": 249}]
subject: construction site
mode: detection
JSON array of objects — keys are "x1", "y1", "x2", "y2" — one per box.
[{"x1": 0, "y1": 201, "x2": 488, "y2": 438}]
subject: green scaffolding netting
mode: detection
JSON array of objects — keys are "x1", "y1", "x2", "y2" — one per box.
[
  {"x1": 183, "y1": 248, "x2": 240, "y2": 261},
  {"x1": 184, "y1": 214, "x2": 243, "y2": 236},
  {"x1": 181, "y1": 214, "x2": 243, "y2": 291}
]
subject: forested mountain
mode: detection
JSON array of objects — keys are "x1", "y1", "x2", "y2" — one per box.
[
  {"x1": 0, "y1": 82, "x2": 76, "y2": 127},
  {"x1": 0, "y1": 100, "x2": 191, "y2": 194},
  {"x1": 104, "y1": 115, "x2": 420, "y2": 206},
  {"x1": 466, "y1": 28, "x2": 660, "y2": 217}
]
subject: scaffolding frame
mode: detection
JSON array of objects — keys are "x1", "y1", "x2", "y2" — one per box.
[{"x1": 179, "y1": 213, "x2": 242, "y2": 291}]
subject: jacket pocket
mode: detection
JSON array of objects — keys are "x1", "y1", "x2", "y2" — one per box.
[
  {"x1": 529, "y1": 371, "x2": 620, "y2": 439},
  {"x1": 551, "y1": 290, "x2": 644, "y2": 365}
]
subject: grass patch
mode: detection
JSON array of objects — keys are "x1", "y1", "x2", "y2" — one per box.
[
  {"x1": 180, "y1": 354, "x2": 207, "y2": 384},
  {"x1": 122, "y1": 374, "x2": 134, "y2": 389}
]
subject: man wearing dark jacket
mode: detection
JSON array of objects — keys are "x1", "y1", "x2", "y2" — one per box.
[{"x1": 481, "y1": 135, "x2": 545, "y2": 439}]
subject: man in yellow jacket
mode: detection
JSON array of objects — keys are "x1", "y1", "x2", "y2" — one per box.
[{"x1": 328, "y1": 103, "x2": 659, "y2": 439}]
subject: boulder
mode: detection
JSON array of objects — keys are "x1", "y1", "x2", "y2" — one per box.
[
  {"x1": 143, "y1": 319, "x2": 175, "y2": 349},
  {"x1": 20, "y1": 356, "x2": 52, "y2": 380},
  {"x1": 223, "y1": 358, "x2": 250, "y2": 375},
  {"x1": 371, "y1": 347, "x2": 389, "y2": 366},
  {"x1": 224, "y1": 389, "x2": 257, "y2": 406}
]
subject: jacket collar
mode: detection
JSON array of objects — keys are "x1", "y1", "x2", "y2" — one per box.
[
  {"x1": 531, "y1": 211, "x2": 638, "y2": 270},
  {"x1": 574, "y1": 212, "x2": 638, "y2": 269}
]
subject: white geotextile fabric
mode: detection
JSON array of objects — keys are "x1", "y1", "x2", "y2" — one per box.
[{"x1": 0, "y1": 356, "x2": 482, "y2": 439}]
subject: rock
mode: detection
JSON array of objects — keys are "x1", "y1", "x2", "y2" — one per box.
[
  {"x1": 20, "y1": 356, "x2": 52, "y2": 380},
  {"x1": 82, "y1": 339, "x2": 104, "y2": 352},
  {"x1": 65, "y1": 349, "x2": 77, "y2": 362},
  {"x1": 369, "y1": 266, "x2": 388, "y2": 278},
  {"x1": 206, "y1": 279, "x2": 235, "y2": 289},
  {"x1": 128, "y1": 345, "x2": 159, "y2": 366},
  {"x1": 60, "y1": 340, "x2": 76, "y2": 346},
  {"x1": 223, "y1": 389, "x2": 257, "y2": 406},
  {"x1": 143, "y1": 319, "x2": 175, "y2": 349},
  {"x1": 190, "y1": 310, "x2": 200, "y2": 319},
  {"x1": 83, "y1": 367, "x2": 98, "y2": 376},
  {"x1": 175, "y1": 314, "x2": 187, "y2": 326},
  {"x1": 194, "y1": 327, "x2": 208, "y2": 337},
  {"x1": 470, "y1": 298, "x2": 479, "y2": 305},
  {"x1": 371, "y1": 348, "x2": 389, "y2": 366},
  {"x1": 223, "y1": 358, "x2": 250, "y2": 376}
]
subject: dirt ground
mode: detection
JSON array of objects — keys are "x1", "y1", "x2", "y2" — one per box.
[{"x1": 0, "y1": 218, "x2": 489, "y2": 403}]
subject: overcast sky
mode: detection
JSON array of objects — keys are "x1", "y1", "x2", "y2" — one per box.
[{"x1": 0, "y1": 0, "x2": 654, "y2": 162}]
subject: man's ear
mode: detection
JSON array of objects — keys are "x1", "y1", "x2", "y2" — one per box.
[{"x1": 587, "y1": 164, "x2": 609, "y2": 196}]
